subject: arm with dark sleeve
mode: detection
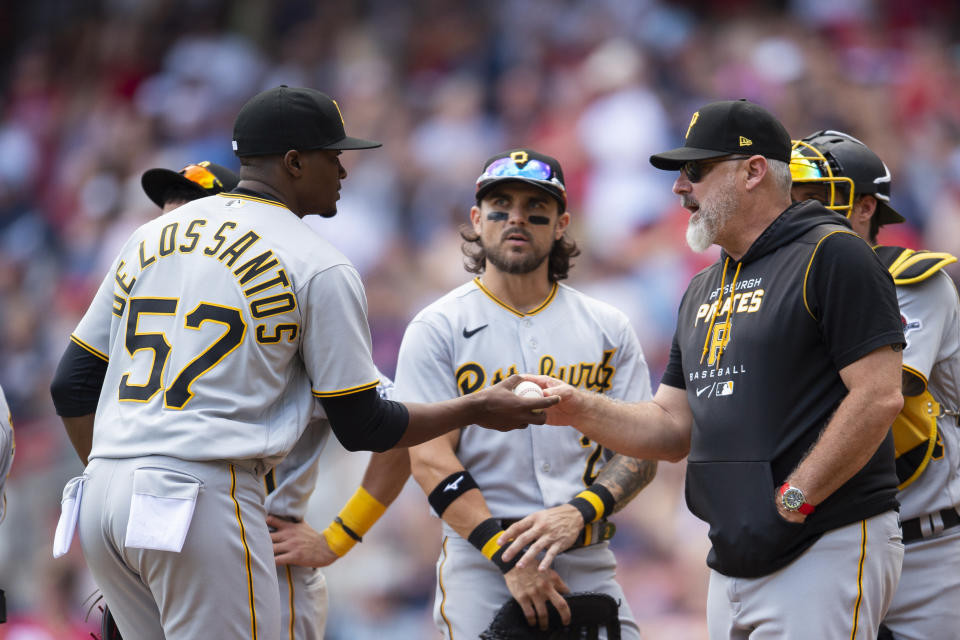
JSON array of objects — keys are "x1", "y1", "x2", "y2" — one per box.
[
  {"x1": 306, "y1": 269, "x2": 553, "y2": 453},
  {"x1": 780, "y1": 233, "x2": 905, "y2": 521},
  {"x1": 50, "y1": 340, "x2": 108, "y2": 465}
]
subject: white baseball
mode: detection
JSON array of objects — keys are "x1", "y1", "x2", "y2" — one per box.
[{"x1": 514, "y1": 380, "x2": 544, "y2": 399}]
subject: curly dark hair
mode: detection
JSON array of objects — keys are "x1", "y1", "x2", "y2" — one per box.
[{"x1": 459, "y1": 224, "x2": 581, "y2": 282}]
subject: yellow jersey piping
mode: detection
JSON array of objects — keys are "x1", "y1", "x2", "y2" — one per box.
[
  {"x1": 217, "y1": 192, "x2": 289, "y2": 210},
  {"x1": 70, "y1": 335, "x2": 109, "y2": 362},
  {"x1": 230, "y1": 464, "x2": 258, "y2": 639},
  {"x1": 473, "y1": 277, "x2": 558, "y2": 317},
  {"x1": 803, "y1": 230, "x2": 859, "y2": 320},
  {"x1": 312, "y1": 379, "x2": 380, "y2": 398},
  {"x1": 286, "y1": 565, "x2": 295, "y2": 640},
  {"x1": 849, "y1": 520, "x2": 867, "y2": 640},
  {"x1": 438, "y1": 536, "x2": 454, "y2": 638}
]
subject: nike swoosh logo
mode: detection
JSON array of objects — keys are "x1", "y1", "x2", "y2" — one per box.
[
  {"x1": 444, "y1": 476, "x2": 464, "y2": 492},
  {"x1": 696, "y1": 385, "x2": 712, "y2": 397},
  {"x1": 462, "y1": 325, "x2": 488, "y2": 338}
]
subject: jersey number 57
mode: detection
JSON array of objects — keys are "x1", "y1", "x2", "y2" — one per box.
[{"x1": 118, "y1": 297, "x2": 246, "y2": 409}]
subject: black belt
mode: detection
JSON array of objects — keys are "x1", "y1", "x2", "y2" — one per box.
[
  {"x1": 498, "y1": 519, "x2": 616, "y2": 548},
  {"x1": 901, "y1": 507, "x2": 960, "y2": 544}
]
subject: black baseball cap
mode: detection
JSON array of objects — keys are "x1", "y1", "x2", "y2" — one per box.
[
  {"x1": 650, "y1": 99, "x2": 792, "y2": 171},
  {"x1": 475, "y1": 149, "x2": 567, "y2": 210},
  {"x1": 141, "y1": 161, "x2": 240, "y2": 208},
  {"x1": 232, "y1": 85, "x2": 381, "y2": 157}
]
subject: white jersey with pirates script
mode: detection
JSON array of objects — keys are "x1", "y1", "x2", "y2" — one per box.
[
  {"x1": 0, "y1": 384, "x2": 13, "y2": 524},
  {"x1": 71, "y1": 192, "x2": 380, "y2": 466},
  {"x1": 394, "y1": 278, "x2": 651, "y2": 520},
  {"x1": 896, "y1": 270, "x2": 960, "y2": 519}
]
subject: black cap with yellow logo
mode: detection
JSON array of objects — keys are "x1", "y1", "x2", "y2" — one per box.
[
  {"x1": 475, "y1": 149, "x2": 567, "y2": 210},
  {"x1": 232, "y1": 85, "x2": 381, "y2": 157},
  {"x1": 650, "y1": 99, "x2": 791, "y2": 171}
]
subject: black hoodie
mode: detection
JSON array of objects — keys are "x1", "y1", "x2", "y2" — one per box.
[{"x1": 662, "y1": 200, "x2": 904, "y2": 578}]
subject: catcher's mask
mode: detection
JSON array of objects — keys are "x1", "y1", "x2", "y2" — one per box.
[
  {"x1": 789, "y1": 139, "x2": 856, "y2": 217},
  {"x1": 790, "y1": 130, "x2": 905, "y2": 225}
]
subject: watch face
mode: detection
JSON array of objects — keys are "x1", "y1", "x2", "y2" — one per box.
[{"x1": 782, "y1": 487, "x2": 805, "y2": 511}]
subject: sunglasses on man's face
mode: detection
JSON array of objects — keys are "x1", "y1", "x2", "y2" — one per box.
[{"x1": 680, "y1": 155, "x2": 750, "y2": 183}]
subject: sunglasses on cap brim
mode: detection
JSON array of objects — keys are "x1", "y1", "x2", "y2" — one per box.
[
  {"x1": 181, "y1": 164, "x2": 224, "y2": 192},
  {"x1": 476, "y1": 157, "x2": 565, "y2": 192}
]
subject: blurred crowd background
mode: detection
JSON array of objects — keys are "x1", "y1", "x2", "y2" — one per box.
[{"x1": 1, "y1": 0, "x2": 959, "y2": 638}]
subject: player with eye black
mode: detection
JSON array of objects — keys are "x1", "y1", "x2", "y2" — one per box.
[
  {"x1": 397, "y1": 148, "x2": 657, "y2": 639},
  {"x1": 48, "y1": 87, "x2": 555, "y2": 640}
]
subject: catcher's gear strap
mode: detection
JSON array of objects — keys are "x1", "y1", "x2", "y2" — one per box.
[
  {"x1": 901, "y1": 505, "x2": 960, "y2": 544},
  {"x1": 322, "y1": 486, "x2": 386, "y2": 556},
  {"x1": 468, "y1": 517, "x2": 519, "y2": 574},
  {"x1": 875, "y1": 246, "x2": 958, "y2": 286},
  {"x1": 480, "y1": 591, "x2": 622, "y2": 640},
  {"x1": 568, "y1": 484, "x2": 615, "y2": 524},
  {"x1": 428, "y1": 470, "x2": 479, "y2": 517},
  {"x1": 892, "y1": 390, "x2": 941, "y2": 490}
]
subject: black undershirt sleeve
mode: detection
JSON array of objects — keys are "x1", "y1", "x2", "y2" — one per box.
[
  {"x1": 320, "y1": 388, "x2": 409, "y2": 453},
  {"x1": 50, "y1": 341, "x2": 108, "y2": 417}
]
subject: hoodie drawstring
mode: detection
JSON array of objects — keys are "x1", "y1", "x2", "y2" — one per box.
[{"x1": 699, "y1": 258, "x2": 742, "y2": 368}]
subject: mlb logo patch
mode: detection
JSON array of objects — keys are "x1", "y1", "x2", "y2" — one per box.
[
  {"x1": 716, "y1": 381, "x2": 734, "y2": 396},
  {"x1": 901, "y1": 314, "x2": 921, "y2": 334}
]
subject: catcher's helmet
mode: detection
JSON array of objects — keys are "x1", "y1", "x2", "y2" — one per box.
[{"x1": 790, "y1": 130, "x2": 905, "y2": 225}]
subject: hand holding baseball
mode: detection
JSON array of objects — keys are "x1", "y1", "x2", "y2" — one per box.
[{"x1": 514, "y1": 380, "x2": 545, "y2": 413}]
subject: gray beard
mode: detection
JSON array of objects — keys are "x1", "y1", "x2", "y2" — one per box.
[{"x1": 685, "y1": 178, "x2": 737, "y2": 253}]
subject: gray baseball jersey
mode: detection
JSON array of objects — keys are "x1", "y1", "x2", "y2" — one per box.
[
  {"x1": 395, "y1": 278, "x2": 651, "y2": 639},
  {"x1": 883, "y1": 269, "x2": 960, "y2": 639},
  {"x1": 72, "y1": 192, "x2": 380, "y2": 466},
  {"x1": 0, "y1": 385, "x2": 13, "y2": 525},
  {"x1": 65, "y1": 191, "x2": 381, "y2": 639},
  {"x1": 267, "y1": 376, "x2": 393, "y2": 640},
  {"x1": 893, "y1": 270, "x2": 960, "y2": 520}
]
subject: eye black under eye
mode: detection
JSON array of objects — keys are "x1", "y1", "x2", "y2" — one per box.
[
  {"x1": 486, "y1": 211, "x2": 508, "y2": 221},
  {"x1": 528, "y1": 215, "x2": 550, "y2": 225}
]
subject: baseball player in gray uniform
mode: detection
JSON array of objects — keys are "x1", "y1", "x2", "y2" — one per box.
[
  {"x1": 265, "y1": 378, "x2": 409, "y2": 640},
  {"x1": 143, "y1": 158, "x2": 399, "y2": 640},
  {"x1": 397, "y1": 149, "x2": 658, "y2": 639},
  {"x1": 791, "y1": 130, "x2": 960, "y2": 640},
  {"x1": 49, "y1": 86, "x2": 555, "y2": 640}
]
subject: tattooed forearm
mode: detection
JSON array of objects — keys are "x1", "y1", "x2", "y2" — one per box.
[{"x1": 596, "y1": 454, "x2": 658, "y2": 514}]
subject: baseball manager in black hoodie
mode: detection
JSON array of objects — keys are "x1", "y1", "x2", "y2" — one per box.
[{"x1": 501, "y1": 99, "x2": 906, "y2": 639}]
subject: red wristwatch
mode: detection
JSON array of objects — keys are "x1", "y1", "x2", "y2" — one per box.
[{"x1": 779, "y1": 483, "x2": 815, "y2": 515}]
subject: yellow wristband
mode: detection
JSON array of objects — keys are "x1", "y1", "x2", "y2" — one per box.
[
  {"x1": 322, "y1": 521, "x2": 356, "y2": 557},
  {"x1": 339, "y1": 486, "x2": 387, "y2": 537},
  {"x1": 322, "y1": 486, "x2": 387, "y2": 557}
]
